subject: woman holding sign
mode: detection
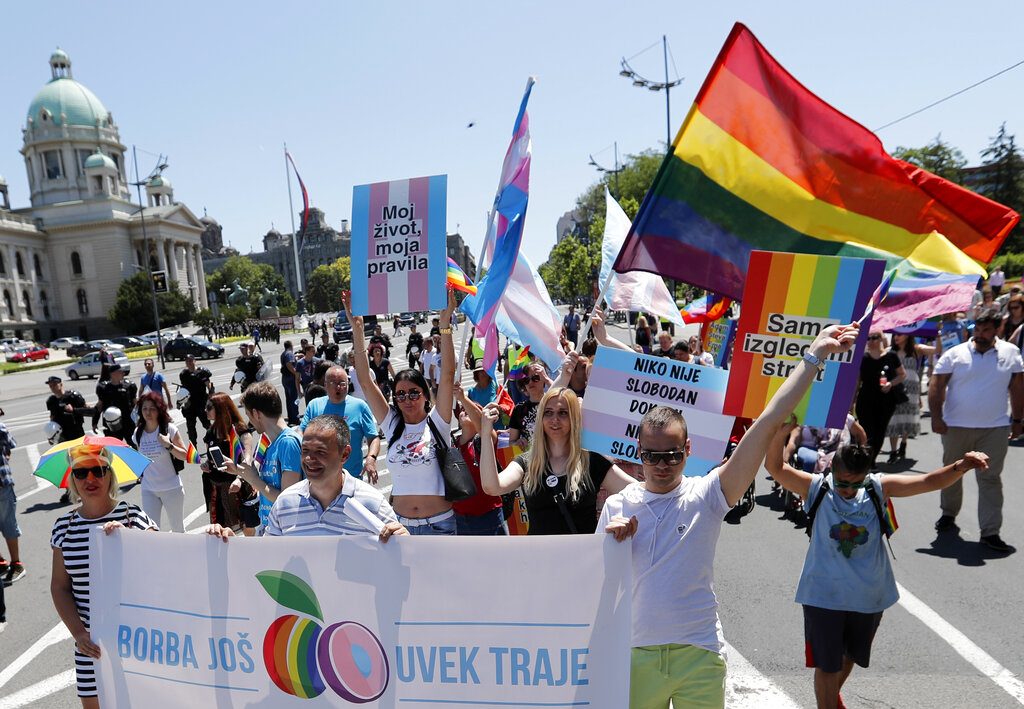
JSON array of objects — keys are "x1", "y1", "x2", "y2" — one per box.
[
  {"x1": 346, "y1": 290, "x2": 459, "y2": 535},
  {"x1": 478, "y1": 387, "x2": 635, "y2": 535}
]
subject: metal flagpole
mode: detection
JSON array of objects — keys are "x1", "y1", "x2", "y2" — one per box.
[
  {"x1": 577, "y1": 269, "x2": 616, "y2": 346},
  {"x1": 284, "y1": 143, "x2": 303, "y2": 300}
]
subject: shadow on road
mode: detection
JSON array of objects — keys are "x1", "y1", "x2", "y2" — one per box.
[{"x1": 915, "y1": 531, "x2": 1016, "y2": 567}]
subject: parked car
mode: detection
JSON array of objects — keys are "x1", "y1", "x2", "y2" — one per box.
[
  {"x1": 138, "y1": 334, "x2": 170, "y2": 348},
  {"x1": 397, "y1": 312, "x2": 416, "y2": 327},
  {"x1": 0, "y1": 338, "x2": 30, "y2": 353},
  {"x1": 67, "y1": 342, "x2": 99, "y2": 357},
  {"x1": 333, "y1": 312, "x2": 378, "y2": 343},
  {"x1": 162, "y1": 337, "x2": 224, "y2": 361},
  {"x1": 50, "y1": 337, "x2": 85, "y2": 350},
  {"x1": 87, "y1": 339, "x2": 125, "y2": 351},
  {"x1": 109, "y1": 336, "x2": 147, "y2": 349},
  {"x1": 65, "y1": 351, "x2": 131, "y2": 380},
  {"x1": 6, "y1": 345, "x2": 50, "y2": 363}
]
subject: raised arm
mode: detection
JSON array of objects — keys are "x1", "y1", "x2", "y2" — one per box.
[
  {"x1": 764, "y1": 418, "x2": 814, "y2": 499},
  {"x1": 434, "y1": 290, "x2": 457, "y2": 424},
  {"x1": 550, "y1": 351, "x2": 580, "y2": 391},
  {"x1": 479, "y1": 404, "x2": 527, "y2": 495},
  {"x1": 882, "y1": 451, "x2": 988, "y2": 498},
  {"x1": 590, "y1": 308, "x2": 633, "y2": 352},
  {"x1": 341, "y1": 292, "x2": 390, "y2": 423},
  {"x1": 718, "y1": 323, "x2": 860, "y2": 506}
]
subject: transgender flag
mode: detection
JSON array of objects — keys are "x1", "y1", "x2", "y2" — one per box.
[{"x1": 460, "y1": 78, "x2": 535, "y2": 372}]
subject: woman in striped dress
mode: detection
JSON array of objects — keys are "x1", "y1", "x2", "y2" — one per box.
[{"x1": 50, "y1": 445, "x2": 157, "y2": 707}]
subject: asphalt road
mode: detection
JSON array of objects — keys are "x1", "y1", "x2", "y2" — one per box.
[{"x1": 1, "y1": 321, "x2": 1023, "y2": 708}]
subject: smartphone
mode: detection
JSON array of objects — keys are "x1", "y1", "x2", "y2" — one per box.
[{"x1": 208, "y1": 448, "x2": 227, "y2": 470}]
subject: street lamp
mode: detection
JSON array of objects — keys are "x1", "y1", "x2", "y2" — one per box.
[
  {"x1": 588, "y1": 141, "x2": 623, "y2": 199},
  {"x1": 619, "y1": 35, "x2": 684, "y2": 152},
  {"x1": 130, "y1": 146, "x2": 168, "y2": 368}
]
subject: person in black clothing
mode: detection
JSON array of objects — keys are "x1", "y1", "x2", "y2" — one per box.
[
  {"x1": 46, "y1": 377, "x2": 89, "y2": 442},
  {"x1": 280, "y1": 341, "x2": 301, "y2": 426},
  {"x1": 316, "y1": 333, "x2": 339, "y2": 363},
  {"x1": 429, "y1": 317, "x2": 441, "y2": 338},
  {"x1": 406, "y1": 323, "x2": 424, "y2": 370},
  {"x1": 179, "y1": 354, "x2": 214, "y2": 444},
  {"x1": 230, "y1": 343, "x2": 264, "y2": 392},
  {"x1": 369, "y1": 325, "x2": 392, "y2": 357},
  {"x1": 97, "y1": 344, "x2": 116, "y2": 382},
  {"x1": 477, "y1": 387, "x2": 635, "y2": 534},
  {"x1": 856, "y1": 330, "x2": 907, "y2": 465},
  {"x1": 93, "y1": 365, "x2": 138, "y2": 443}
]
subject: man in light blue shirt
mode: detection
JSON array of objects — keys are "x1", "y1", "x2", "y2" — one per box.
[{"x1": 300, "y1": 366, "x2": 381, "y2": 483}]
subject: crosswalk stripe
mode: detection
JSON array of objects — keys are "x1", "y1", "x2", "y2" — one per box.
[
  {"x1": 0, "y1": 670, "x2": 75, "y2": 709},
  {"x1": 0, "y1": 622, "x2": 71, "y2": 692}
]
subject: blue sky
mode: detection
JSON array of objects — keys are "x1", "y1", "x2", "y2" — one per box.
[{"x1": 2, "y1": 2, "x2": 1022, "y2": 269}]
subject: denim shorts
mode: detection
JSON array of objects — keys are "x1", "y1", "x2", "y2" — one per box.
[
  {"x1": 456, "y1": 507, "x2": 507, "y2": 536},
  {"x1": 0, "y1": 485, "x2": 20, "y2": 539}
]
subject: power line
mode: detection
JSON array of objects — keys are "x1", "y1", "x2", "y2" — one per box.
[
  {"x1": 874, "y1": 58, "x2": 1024, "y2": 132},
  {"x1": 626, "y1": 39, "x2": 662, "y2": 62}
]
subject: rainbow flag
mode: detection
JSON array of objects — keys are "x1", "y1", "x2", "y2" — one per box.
[
  {"x1": 680, "y1": 293, "x2": 732, "y2": 325},
  {"x1": 613, "y1": 23, "x2": 1016, "y2": 324},
  {"x1": 184, "y1": 442, "x2": 200, "y2": 465},
  {"x1": 227, "y1": 426, "x2": 244, "y2": 464},
  {"x1": 882, "y1": 498, "x2": 899, "y2": 538},
  {"x1": 507, "y1": 347, "x2": 531, "y2": 380},
  {"x1": 446, "y1": 257, "x2": 477, "y2": 295},
  {"x1": 253, "y1": 433, "x2": 270, "y2": 471},
  {"x1": 857, "y1": 268, "x2": 897, "y2": 324}
]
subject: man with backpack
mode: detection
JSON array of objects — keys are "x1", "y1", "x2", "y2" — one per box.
[{"x1": 766, "y1": 418, "x2": 988, "y2": 709}]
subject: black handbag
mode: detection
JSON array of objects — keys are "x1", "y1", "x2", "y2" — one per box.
[{"x1": 889, "y1": 383, "x2": 909, "y2": 406}]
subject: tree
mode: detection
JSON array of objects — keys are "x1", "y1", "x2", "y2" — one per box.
[
  {"x1": 205, "y1": 255, "x2": 297, "y2": 315},
  {"x1": 108, "y1": 273, "x2": 194, "y2": 334},
  {"x1": 980, "y1": 123, "x2": 1024, "y2": 253},
  {"x1": 891, "y1": 135, "x2": 967, "y2": 184},
  {"x1": 305, "y1": 257, "x2": 351, "y2": 313}
]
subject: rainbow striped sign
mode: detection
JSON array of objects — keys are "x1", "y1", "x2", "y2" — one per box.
[
  {"x1": 724, "y1": 251, "x2": 884, "y2": 428},
  {"x1": 581, "y1": 346, "x2": 735, "y2": 477},
  {"x1": 350, "y1": 175, "x2": 448, "y2": 316}
]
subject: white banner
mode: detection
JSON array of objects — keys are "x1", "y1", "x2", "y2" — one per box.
[{"x1": 90, "y1": 530, "x2": 631, "y2": 707}]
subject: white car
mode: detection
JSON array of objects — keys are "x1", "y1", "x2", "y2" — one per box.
[
  {"x1": 86, "y1": 339, "x2": 126, "y2": 351},
  {"x1": 65, "y1": 351, "x2": 131, "y2": 380},
  {"x1": 50, "y1": 337, "x2": 84, "y2": 350}
]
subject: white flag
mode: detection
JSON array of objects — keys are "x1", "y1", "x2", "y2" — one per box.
[
  {"x1": 494, "y1": 252, "x2": 566, "y2": 373},
  {"x1": 600, "y1": 188, "x2": 685, "y2": 331}
]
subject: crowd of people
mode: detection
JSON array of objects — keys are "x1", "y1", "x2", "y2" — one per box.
[
  {"x1": 201, "y1": 318, "x2": 282, "y2": 343},
  {"x1": 0, "y1": 276, "x2": 1012, "y2": 709}
]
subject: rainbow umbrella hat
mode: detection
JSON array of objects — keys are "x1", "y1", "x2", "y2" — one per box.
[{"x1": 34, "y1": 435, "x2": 150, "y2": 489}]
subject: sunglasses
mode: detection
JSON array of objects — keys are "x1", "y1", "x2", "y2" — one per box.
[
  {"x1": 394, "y1": 390, "x2": 423, "y2": 403},
  {"x1": 71, "y1": 466, "x2": 110, "y2": 480},
  {"x1": 639, "y1": 448, "x2": 686, "y2": 466},
  {"x1": 527, "y1": 374, "x2": 543, "y2": 383},
  {"x1": 833, "y1": 478, "x2": 867, "y2": 490},
  {"x1": 868, "y1": 335, "x2": 882, "y2": 341}
]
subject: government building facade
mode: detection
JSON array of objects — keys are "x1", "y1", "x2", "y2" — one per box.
[{"x1": 0, "y1": 49, "x2": 208, "y2": 341}]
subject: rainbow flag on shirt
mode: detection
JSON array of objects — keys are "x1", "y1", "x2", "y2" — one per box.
[
  {"x1": 227, "y1": 427, "x2": 245, "y2": 464},
  {"x1": 446, "y1": 257, "x2": 477, "y2": 295},
  {"x1": 506, "y1": 347, "x2": 531, "y2": 380},
  {"x1": 184, "y1": 442, "x2": 200, "y2": 465},
  {"x1": 253, "y1": 433, "x2": 270, "y2": 471},
  {"x1": 613, "y1": 23, "x2": 1017, "y2": 328}
]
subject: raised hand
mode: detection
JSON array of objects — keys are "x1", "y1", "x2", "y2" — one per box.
[
  {"x1": 810, "y1": 323, "x2": 860, "y2": 357},
  {"x1": 480, "y1": 403, "x2": 501, "y2": 430}
]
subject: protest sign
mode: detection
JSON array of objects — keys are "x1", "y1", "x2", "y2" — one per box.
[
  {"x1": 91, "y1": 530, "x2": 630, "y2": 707},
  {"x1": 351, "y1": 175, "x2": 448, "y2": 315},
  {"x1": 724, "y1": 251, "x2": 883, "y2": 428},
  {"x1": 703, "y1": 318, "x2": 737, "y2": 369},
  {"x1": 581, "y1": 345, "x2": 734, "y2": 476}
]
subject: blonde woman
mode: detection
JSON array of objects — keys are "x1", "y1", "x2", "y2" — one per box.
[
  {"x1": 635, "y1": 315, "x2": 653, "y2": 354},
  {"x1": 479, "y1": 387, "x2": 634, "y2": 534},
  {"x1": 50, "y1": 445, "x2": 158, "y2": 707}
]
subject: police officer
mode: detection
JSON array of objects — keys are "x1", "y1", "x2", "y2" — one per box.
[
  {"x1": 316, "y1": 332, "x2": 339, "y2": 363},
  {"x1": 369, "y1": 324, "x2": 392, "y2": 357},
  {"x1": 93, "y1": 364, "x2": 138, "y2": 443},
  {"x1": 179, "y1": 354, "x2": 214, "y2": 444},
  {"x1": 230, "y1": 343, "x2": 264, "y2": 392},
  {"x1": 45, "y1": 376, "x2": 89, "y2": 442},
  {"x1": 407, "y1": 323, "x2": 424, "y2": 371}
]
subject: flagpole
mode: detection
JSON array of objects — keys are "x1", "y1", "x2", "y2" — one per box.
[
  {"x1": 578, "y1": 269, "x2": 616, "y2": 346},
  {"x1": 284, "y1": 143, "x2": 304, "y2": 300}
]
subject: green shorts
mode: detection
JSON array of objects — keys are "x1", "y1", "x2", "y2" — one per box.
[{"x1": 630, "y1": 644, "x2": 726, "y2": 709}]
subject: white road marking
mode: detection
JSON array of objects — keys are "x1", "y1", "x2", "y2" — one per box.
[
  {"x1": 722, "y1": 641, "x2": 801, "y2": 708},
  {"x1": 15, "y1": 478, "x2": 48, "y2": 503},
  {"x1": 897, "y1": 582, "x2": 1024, "y2": 704},
  {"x1": 25, "y1": 442, "x2": 40, "y2": 470},
  {"x1": 0, "y1": 670, "x2": 75, "y2": 709},
  {"x1": 0, "y1": 622, "x2": 71, "y2": 692},
  {"x1": 183, "y1": 504, "x2": 206, "y2": 531}
]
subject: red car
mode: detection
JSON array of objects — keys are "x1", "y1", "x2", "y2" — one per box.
[{"x1": 6, "y1": 345, "x2": 49, "y2": 363}]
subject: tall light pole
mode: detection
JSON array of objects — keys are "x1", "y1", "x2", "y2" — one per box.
[
  {"x1": 131, "y1": 146, "x2": 167, "y2": 367},
  {"x1": 589, "y1": 141, "x2": 623, "y2": 199},
  {"x1": 619, "y1": 34, "x2": 684, "y2": 152}
]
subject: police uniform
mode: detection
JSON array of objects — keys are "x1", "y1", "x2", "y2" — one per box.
[
  {"x1": 93, "y1": 379, "x2": 138, "y2": 443},
  {"x1": 46, "y1": 390, "x2": 88, "y2": 441},
  {"x1": 179, "y1": 366, "x2": 213, "y2": 444},
  {"x1": 236, "y1": 354, "x2": 264, "y2": 390}
]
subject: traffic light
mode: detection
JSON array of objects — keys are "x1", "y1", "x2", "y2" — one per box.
[{"x1": 152, "y1": 270, "x2": 168, "y2": 293}]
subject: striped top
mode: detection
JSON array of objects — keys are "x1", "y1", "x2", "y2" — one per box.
[
  {"x1": 50, "y1": 502, "x2": 157, "y2": 628},
  {"x1": 265, "y1": 474, "x2": 396, "y2": 537}
]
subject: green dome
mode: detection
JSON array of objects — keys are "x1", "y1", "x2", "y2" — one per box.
[
  {"x1": 27, "y1": 78, "x2": 109, "y2": 128},
  {"x1": 149, "y1": 175, "x2": 171, "y2": 189},
  {"x1": 84, "y1": 152, "x2": 115, "y2": 170}
]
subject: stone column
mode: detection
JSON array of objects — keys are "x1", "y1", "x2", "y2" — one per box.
[
  {"x1": 155, "y1": 237, "x2": 168, "y2": 274},
  {"x1": 27, "y1": 248, "x2": 40, "y2": 320},
  {"x1": 184, "y1": 244, "x2": 198, "y2": 308},
  {"x1": 194, "y1": 246, "x2": 208, "y2": 308},
  {"x1": 166, "y1": 241, "x2": 180, "y2": 287},
  {"x1": 6, "y1": 246, "x2": 22, "y2": 320}
]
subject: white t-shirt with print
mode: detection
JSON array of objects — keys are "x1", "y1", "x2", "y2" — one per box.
[
  {"x1": 136, "y1": 423, "x2": 184, "y2": 493},
  {"x1": 383, "y1": 406, "x2": 448, "y2": 496}
]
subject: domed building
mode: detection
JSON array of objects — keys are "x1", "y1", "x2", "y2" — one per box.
[{"x1": 0, "y1": 49, "x2": 209, "y2": 341}]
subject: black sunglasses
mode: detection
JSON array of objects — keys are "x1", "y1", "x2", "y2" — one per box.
[
  {"x1": 71, "y1": 466, "x2": 110, "y2": 480},
  {"x1": 394, "y1": 390, "x2": 423, "y2": 403},
  {"x1": 527, "y1": 374, "x2": 543, "y2": 383},
  {"x1": 639, "y1": 448, "x2": 686, "y2": 466},
  {"x1": 868, "y1": 335, "x2": 882, "y2": 341},
  {"x1": 833, "y1": 478, "x2": 867, "y2": 490}
]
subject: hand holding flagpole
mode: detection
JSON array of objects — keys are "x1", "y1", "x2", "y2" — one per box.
[{"x1": 856, "y1": 268, "x2": 896, "y2": 326}]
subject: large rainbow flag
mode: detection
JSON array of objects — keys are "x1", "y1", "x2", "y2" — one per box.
[{"x1": 614, "y1": 23, "x2": 1018, "y2": 325}]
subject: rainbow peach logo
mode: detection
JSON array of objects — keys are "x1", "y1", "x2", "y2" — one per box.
[{"x1": 257, "y1": 570, "x2": 390, "y2": 702}]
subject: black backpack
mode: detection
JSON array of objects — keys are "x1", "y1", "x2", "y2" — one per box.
[{"x1": 806, "y1": 477, "x2": 895, "y2": 557}]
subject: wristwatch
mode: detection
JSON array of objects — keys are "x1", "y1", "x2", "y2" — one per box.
[{"x1": 803, "y1": 352, "x2": 825, "y2": 373}]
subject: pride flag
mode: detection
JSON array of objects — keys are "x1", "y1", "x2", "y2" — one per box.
[
  {"x1": 680, "y1": 293, "x2": 732, "y2": 325},
  {"x1": 227, "y1": 427, "x2": 244, "y2": 464},
  {"x1": 253, "y1": 433, "x2": 270, "y2": 471},
  {"x1": 614, "y1": 23, "x2": 1016, "y2": 321},
  {"x1": 460, "y1": 78, "x2": 534, "y2": 372},
  {"x1": 184, "y1": 442, "x2": 200, "y2": 465},
  {"x1": 507, "y1": 347, "x2": 531, "y2": 380},
  {"x1": 882, "y1": 498, "x2": 899, "y2": 538},
  {"x1": 446, "y1": 257, "x2": 477, "y2": 295}
]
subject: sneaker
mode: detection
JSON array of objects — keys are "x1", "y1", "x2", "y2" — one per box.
[
  {"x1": 935, "y1": 515, "x2": 959, "y2": 532},
  {"x1": 3, "y1": 562, "x2": 25, "y2": 585},
  {"x1": 981, "y1": 535, "x2": 1014, "y2": 553}
]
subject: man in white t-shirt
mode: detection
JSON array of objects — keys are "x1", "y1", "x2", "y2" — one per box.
[
  {"x1": 600, "y1": 323, "x2": 859, "y2": 709},
  {"x1": 929, "y1": 310, "x2": 1024, "y2": 553}
]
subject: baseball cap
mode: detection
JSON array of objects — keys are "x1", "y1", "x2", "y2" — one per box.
[
  {"x1": 108, "y1": 363, "x2": 122, "y2": 373},
  {"x1": 45, "y1": 375, "x2": 62, "y2": 384}
]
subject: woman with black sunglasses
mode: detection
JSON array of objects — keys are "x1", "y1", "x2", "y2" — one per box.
[
  {"x1": 346, "y1": 290, "x2": 460, "y2": 535},
  {"x1": 855, "y1": 331, "x2": 905, "y2": 466},
  {"x1": 202, "y1": 392, "x2": 260, "y2": 536},
  {"x1": 508, "y1": 361, "x2": 551, "y2": 445},
  {"x1": 50, "y1": 444, "x2": 157, "y2": 707},
  {"x1": 478, "y1": 387, "x2": 635, "y2": 534}
]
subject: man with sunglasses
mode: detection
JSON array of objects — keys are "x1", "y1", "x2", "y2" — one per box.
[
  {"x1": 599, "y1": 323, "x2": 859, "y2": 709},
  {"x1": 179, "y1": 354, "x2": 214, "y2": 445},
  {"x1": 300, "y1": 366, "x2": 381, "y2": 484}
]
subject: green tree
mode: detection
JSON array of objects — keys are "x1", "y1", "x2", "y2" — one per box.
[
  {"x1": 305, "y1": 257, "x2": 351, "y2": 313},
  {"x1": 980, "y1": 123, "x2": 1024, "y2": 253},
  {"x1": 206, "y1": 255, "x2": 297, "y2": 315},
  {"x1": 891, "y1": 135, "x2": 967, "y2": 184},
  {"x1": 108, "y1": 273, "x2": 194, "y2": 334}
]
